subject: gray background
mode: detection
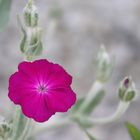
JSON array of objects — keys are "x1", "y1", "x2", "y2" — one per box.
[{"x1": 0, "y1": 0, "x2": 140, "y2": 140}]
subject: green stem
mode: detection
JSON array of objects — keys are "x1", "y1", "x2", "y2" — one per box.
[
  {"x1": 18, "y1": 119, "x2": 31, "y2": 140},
  {"x1": 81, "y1": 101, "x2": 130, "y2": 125},
  {"x1": 11, "y1": 107, "x2": 31, "y2": 140},
  {"x1": 31, "y1": 118, "x2": 71, "y2": 137},
  {"x1": 78, "y1": 81, "x2": 104, "y2": 114},
  {"x1": 11, "y1": 107, "x2": 21, "y2": 140}
]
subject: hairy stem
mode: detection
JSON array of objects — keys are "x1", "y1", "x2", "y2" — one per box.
[{"x1": 82, "y1": 101, "x2": 130, "y2": 125}]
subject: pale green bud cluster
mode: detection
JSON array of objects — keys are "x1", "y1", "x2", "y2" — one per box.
[
  {"x1": 23, "y1": 0, "x2": 38, "y2": 27},
  {"x1": 19, "y1": 0, "x2": 42, "y2": 61},
  {"x1": 96, "y1": 45, "x2": 113, "y2": 83},
  {"x1": 0, "y1": 117, "x2": 11, "y2": 139},
  {"x1": 119, "y1": 77, "x2": 136, "y2": 102}
]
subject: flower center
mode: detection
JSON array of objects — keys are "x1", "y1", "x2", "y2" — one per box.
[{"x1": 38, "y1": 85, "x2": 47, "y2": 94}]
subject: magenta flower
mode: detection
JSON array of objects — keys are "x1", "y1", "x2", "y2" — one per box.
[{"x1": 8, "y1": 59, "x2": 76, "y2": 122}]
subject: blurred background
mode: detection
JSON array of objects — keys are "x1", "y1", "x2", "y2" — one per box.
[{"x1": 0, "y1": 0, "x2": 140, "y2": 139}]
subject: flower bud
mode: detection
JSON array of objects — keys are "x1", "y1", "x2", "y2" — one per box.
[
  {"x1": 96, "y1": 45, "x2": 113, "y2": 83},
  {"x1": 119, "y1": 77, "x2": 136, "y2": 102},
  {"x1": 23, "y1": 0, "x2": 38, "y2": 27},
  {"x1": 0, "y1": 117, "x2": 11, "y2": 138},
  {"x1": 19, "y1": 0, "x2": 43, "y2": 60},
  {"x1": 21, "y1": 27, "x2": 43, "y2": 60}
]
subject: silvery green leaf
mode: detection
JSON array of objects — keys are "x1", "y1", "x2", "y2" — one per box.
[
  {"x1": 0, "y1": 0, "x2": 11, "y2": 31},
  {"x1": 25, "y1": 40, "x2": 43, "y2": 57},
  {"x1": 17, "y1": 15, "x2": 27, "y2": 53},
  {"x1": 32, "y1": 41, "x2": 43, "y2": 56},
  {"x1": 20, "y1": 30, "x2": 27, "y2": 53}
]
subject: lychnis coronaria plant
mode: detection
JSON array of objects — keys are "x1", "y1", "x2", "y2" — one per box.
[{"x1": 0, "y1": 0, "x2": 137, "y2": 140}]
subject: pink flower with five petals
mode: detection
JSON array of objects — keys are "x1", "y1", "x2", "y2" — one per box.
[{"x1": 8, "y1": 59, "x2": 76, "y2": 122}]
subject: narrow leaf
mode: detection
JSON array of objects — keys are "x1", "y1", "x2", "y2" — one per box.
[{"x1": 125, "y1": 122, "x2": 140, "y2": 140}]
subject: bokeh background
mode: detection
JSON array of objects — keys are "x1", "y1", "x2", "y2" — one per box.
[{"x1": 0, "y1": 0, "x2": 140, "y2": 140}]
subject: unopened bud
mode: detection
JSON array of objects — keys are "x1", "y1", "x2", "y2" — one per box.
[
  {"x1": 119, "y1": 77, "x2": 136, "y2": 102},
  {"x1": 23, "y1": 0, "x2": 38, "y2": 27},
  {"x1": 0, "y1": 117, "x2": 11, "y2": 138},
  {"x1": 96, "y1": 45, "x2": 113, "y2": 82},
  {"x1": 19, "y1": 0, "x2": 43, "y2": 60}
]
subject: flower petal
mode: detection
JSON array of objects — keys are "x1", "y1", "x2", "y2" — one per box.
[
  {"x1": 18, "y1": 59, "x2": 53, "y2": 84},
  {"x1": 47, "y1": 64, "x2": 72, "y2": 89},
  {"x1": 21, "y1": 93, "x2": 55, "y2": 122},
  {"x1": 46, "y1": 87, "x2": 76, "y2": 112},
  {"x1": 8, "y1": 72, "x2": 36, "y2": 104}
]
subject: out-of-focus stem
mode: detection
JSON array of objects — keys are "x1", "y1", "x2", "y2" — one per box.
[
  {"x1": 11, "y1": 107, "x2": 21, "y2": 140},
  {"x1": 18, "y1": 119, "x2": 31, "y2": 140},
  {"x1": 11, "y1": 107, "x2": 30, "y2": 140},
  {"x1": 82, "y1": 101, "x2": 130, "y2": 125},
  {"x1": 29, "y1": 0, "x2": 33, "y2": 5},
  {"x1": 78, "y1": 81, "x2": 104, "y2": 114},
  {"x1": 31, "y1": 118, "x2": 71, "y2": 137}
]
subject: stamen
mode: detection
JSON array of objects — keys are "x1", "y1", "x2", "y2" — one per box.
[{"x1": 38, "y1": 85, "x2": 47, "y2": 94}]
